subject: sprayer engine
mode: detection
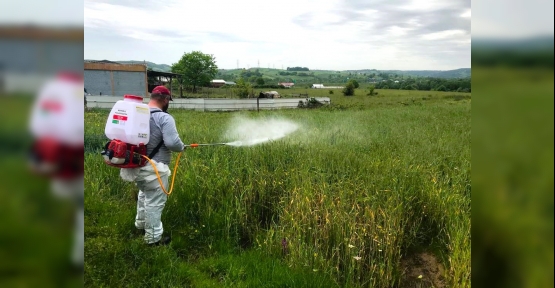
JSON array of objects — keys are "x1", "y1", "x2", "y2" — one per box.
[{"x1": 101, "y1": 139, "x2": 148, "y2": 168}]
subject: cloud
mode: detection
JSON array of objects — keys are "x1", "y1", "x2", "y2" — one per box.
[{"x1": 84, "y1": 0, "x2": 471, "y2": 70}]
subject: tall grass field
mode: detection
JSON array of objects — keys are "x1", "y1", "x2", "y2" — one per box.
[{"x1": 85, "y1": 90, "x2": 471, "y2": 287}]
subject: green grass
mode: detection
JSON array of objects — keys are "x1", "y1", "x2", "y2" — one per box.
[
  {"x1": 471, "y1": 67, "x2": 554, "y2": 288},
  {"x1": 85, "y1": 90, "x2": 471, "y2": 287},
  {"x1": 0, "y1": 95, "x2": 82, "y2": 287}
]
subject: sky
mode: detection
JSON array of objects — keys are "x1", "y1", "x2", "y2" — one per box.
[
  {"x1": 2, "y1": 0, "x2": 553, "y2": 71},
  {"x1": 83, "y1": 0, "x2": 473, "y2": 71}
]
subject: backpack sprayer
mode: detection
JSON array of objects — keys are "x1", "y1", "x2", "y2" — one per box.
[{"x1": 100, "y1": 94, "x2": 234, "y2": 196}]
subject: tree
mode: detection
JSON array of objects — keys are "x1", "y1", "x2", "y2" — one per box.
[
  {"x1": 435, "y1": 85, "x2": 447, "y2": 92},
  {"x1": 256, "y1": 77, "x2": 265, "y2": 85},
  {"x1": 234, "y1": 78, "x2": 251, "y2": 98},
  {"x1": 366, "y1": 85, "x2": 376, "y2": 96},
  {"x1": 342, "y1": 81, "x2": 355, "y2": 96},
  {"x1": 171, "y1": 51, "x2": 218, "y2": 93},
  {"x1": 348, "y1": 79, "x2": 360, "y2": 88}
]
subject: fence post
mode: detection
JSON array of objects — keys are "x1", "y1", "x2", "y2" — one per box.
[{"x1": 257, "y1": 97, "x2": 259, "y2": 113}]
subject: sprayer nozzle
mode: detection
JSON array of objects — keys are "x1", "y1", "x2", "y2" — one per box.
[{"x1": 190, "y1": 143, "x2": 199, "y2": 148}]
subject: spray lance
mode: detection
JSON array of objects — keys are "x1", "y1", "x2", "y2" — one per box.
[
  {"x1": 184, "y1": 141, "x2": 245, "y2": 148},
  {"x1": 185, "y1": 143, "x2": 227, "y2": 148}
]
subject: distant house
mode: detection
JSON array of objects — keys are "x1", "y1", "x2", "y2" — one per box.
[
  {"x1": 278, "y1": 82, "x2": 295, "y2": 88},
  {"x1": 210, "y1": 79, "x2": 226, "y2": 88},
  {"x1": 225, "y1": 81, "x2": 236, "y2": 86},
  {"x1": 311, "y1": 84, "x2": 325, "y2": 89}
]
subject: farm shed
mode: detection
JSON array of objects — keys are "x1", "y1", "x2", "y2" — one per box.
[
  {"x1": 147, "y1": 70, "x2": 181, "y2": 94},
  {"x1": 278, "y1": 82, "x2": 295, "y2": 88},
  {"x1": 84, "y1": 60, "x2": 147, "y2": 96},
  {"x1": 210, "y1": 79, "x2": 226, "y2": 88},
  {"x1": 0, "y1": 26, "x2": 83, "y2": 93}
]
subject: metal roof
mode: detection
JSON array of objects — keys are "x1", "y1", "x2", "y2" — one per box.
[{"x1": 147, "y1": 70, "x2": 182, "y2": 78}]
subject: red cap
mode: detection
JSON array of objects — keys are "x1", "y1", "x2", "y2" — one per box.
[
  {"x1": 151, "y1": 86, "x2": 173, "y2": 101},
  {"x1": 124, "y1": 95, "x2": 143, "y2": 101}
]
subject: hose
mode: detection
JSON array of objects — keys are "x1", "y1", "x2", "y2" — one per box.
[
  {"x1": 134, "y1": 143, "x2": 223, "y2": 196},
  {"x1": 140, "y1": 152, "x2": 182, "y2": 196}
]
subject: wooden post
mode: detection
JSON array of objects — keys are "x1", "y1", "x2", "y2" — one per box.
[
  {"x1": 169, "y1": 76, "x2": 173, "y2": 95},
  {"x1": 257, "y1": 97, "x2": 259, "y2": 113},
  {"x1": 179, "y1": 76, "x2": 183, "y2": 97},
  {"x1": 144, "y1": 68, "x2": 148, "y2": 96}
]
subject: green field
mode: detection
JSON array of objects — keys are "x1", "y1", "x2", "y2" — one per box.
[{"x1": 85, "y1": 89, "x2": 471, "y2": 287}]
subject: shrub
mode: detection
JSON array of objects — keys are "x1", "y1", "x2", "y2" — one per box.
[{"x1": 342, "y1": 82, "x2": 355, "y2": 96}]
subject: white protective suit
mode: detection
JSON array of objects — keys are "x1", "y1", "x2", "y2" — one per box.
[
  {"x1": 122, "y1": 161, "x2": 171, "y2": 244},
  {"x1": 120, "y1": 106, "x2": 184, "y2": 244}
]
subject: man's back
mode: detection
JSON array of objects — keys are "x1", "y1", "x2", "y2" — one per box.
[{"x1": 147, "y1": 108, "x2": 185, "y2": 165}]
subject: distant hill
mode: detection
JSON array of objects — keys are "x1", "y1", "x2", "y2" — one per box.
[
  {"x1": 92, "y1": 59, "x2": 470, "y2": 80},
  {"x1": 117, "y1": 60, "x2": 172, "y2": 72},
  {"x1": 386, "y1": 68, "x2": 470, "y2": 78},
  {"x1": 472, "y1": 35, "x2": 554, "y2": 51},
  {"x1": 472, "y1": 36, "x2": 554, "y2": 68},
  {"x1": 344, "y1": 68, "x2": 470, "y2": 79}
]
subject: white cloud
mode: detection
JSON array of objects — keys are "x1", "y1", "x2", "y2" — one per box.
[
  {"x1": 84, "y1": 0, "x2": 471, "y2": 70},
  {"x1": 422, "y1": 30, "x2": 467, "y2": 40},
  {"x1": 460, "y1": 9, "x2": 471, "y2": 18}
]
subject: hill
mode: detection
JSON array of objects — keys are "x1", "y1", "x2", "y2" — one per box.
[
  {"x1": 117, "y1": 60, "x2": 172, "y2": 72},
  {"x1": 109, "y1": 60, "x2": 470, "y2": 79},
  {"x1": 89, "y1": 59, "x2": 470, "y2": 84}
]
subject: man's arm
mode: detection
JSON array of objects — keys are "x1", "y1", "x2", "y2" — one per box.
[{"x1": 160, "y1": 115, "x2": 186, "y2": 152}]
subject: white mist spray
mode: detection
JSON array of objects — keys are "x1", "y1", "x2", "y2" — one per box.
[{"x1": 223, "y1": 115, "x2": 299, "y2": 147}]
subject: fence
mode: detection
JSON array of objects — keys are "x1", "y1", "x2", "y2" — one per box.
[{"x1": 86, "y1": 96, "x2": 331, "y2": 111}]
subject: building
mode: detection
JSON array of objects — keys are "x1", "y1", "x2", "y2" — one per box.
[
  {"x1": 84, "y1": 60, "x2": 148, "y2": 96},
  {"x1": 210, "y1": 79, "x2": 226, "y2": 88},
  {"x1": 224, "y1": 81, "x2": 236, "y2": 86},
  {"x1": 311, "y1": 84, "x2": 325, "y2": 89},
  {"x1": 278, "y1": 82, "x2": 295, "y2": 88},
  {"x1": 0, "y1": 26, "x2": 83, "y2": 93}
]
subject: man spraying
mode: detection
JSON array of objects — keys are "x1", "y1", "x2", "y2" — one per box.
[{"x1": 132, "y1": 86, "x2": 185, "y2": 246}]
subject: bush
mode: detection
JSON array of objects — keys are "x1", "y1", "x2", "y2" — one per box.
[
  {"x1": 329, "y1": 90, "x2": 334, "y2": 94},
  {"x1": 348, "y1": 79, "x2": 360, "y2": 88},
  {"x1": 234, "y1": 78, "x2": 251, "y2": 98},
  {"x1": 366, "y1": 85, "x2": 376, "y2": 96},
  {"x1": 342, "y1": 82, "x2": 355, "y2": 96},
  {"x1": 435, "y1": 85, "x2": 447, "y2": 92},
  {"x1": 252, "y1": 84, "x2": 284, "y2": 89}
]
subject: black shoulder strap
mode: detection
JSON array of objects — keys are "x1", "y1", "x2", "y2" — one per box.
[{"x1": 148, "y1": 110, "x2": 166, "y2": 159}]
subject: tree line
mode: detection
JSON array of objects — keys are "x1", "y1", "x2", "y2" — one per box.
[
  {"x1": 167, "y1": 51, "x2": 471, "y2": 97},
  {"x1": 286, "y1": 67, "x2": 310, "y2": 71},
  {"x1": 373, "y1": 77, "x2": 471, "y2": 92}
]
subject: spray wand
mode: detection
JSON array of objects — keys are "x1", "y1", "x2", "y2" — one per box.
[
  {"x1": 185, "y1": 143, "x2": 228, "y2": 148},
  {"x1": 185, "y1": 140, "x2": 245, "y2": 148}
]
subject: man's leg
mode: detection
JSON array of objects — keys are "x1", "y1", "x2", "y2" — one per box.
[
  {"x1": 137, "y1": 174, "x2": 168, "y2": 244},
  {"x1": 135, "y1": 190, "x2": 146, "y2": 230}
]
